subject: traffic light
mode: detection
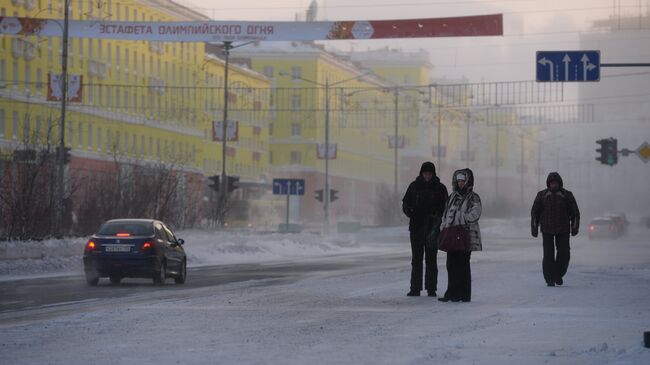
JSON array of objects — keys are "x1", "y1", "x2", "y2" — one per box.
[
  {"x1": 315, "y1": 189, "x2": 324, "y2": 202},
  {"x1": 595, "y1": 138, "x2": 618, "y2": 166},
  {"x1": 227, "y1": 176, "x2": 240, "y2": 193},
  {"x1": 329, "y1": 189, "x2": 339, "y2": 202},
  {"x1": 606, "y1": 138, "x2": 618, "y2": 166},
  {"x1": 208, "y1": 175, "x2": 219, "y2": 191}
]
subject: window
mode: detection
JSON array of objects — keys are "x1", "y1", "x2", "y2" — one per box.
[
  {"x1": 36, "y1": 68, "x2": 42, "y2": 91},
  {"x1": 291, "y1": 123, "x2": 301, "y2": 137},
  {"x1": 291, "y1": 66, "x2": 302, "y2": 80},
  {"x1": 35, "y1": 116, "x2": 41, "y2": 143},
  {"x1": 24, "y1": 63, "x2": 30, "y2": 92},
  {"x1": 0, "y1": 108, "x2": 5, "y2": 137},
  {"x1": 68, "y1": 121, "x2": 73, "y2": 147},
  {"x1": 0, "y1": 60, "x2": 5, "y2": 84},
  {"x1": 12, "y1": 111, "x2": 18, "y2": 140},
  {"x1": 77, "y1": 122, "x2": 83, "y2": 147},
  {"x1": 290, "y1": 151, "x2": 301, "y2": 164},
  {"x1": 87, "y1": 124, "x2": 93, "y2": 150},
  {"x1": 97, "y1": 126, "x2": 102, "y2": 152},
  {"x1": 291, "y1": 95, "x2": 301, "y2": 110},
  {"x1": 263, "y1": 66, "x2": 274, "y2": 78}
]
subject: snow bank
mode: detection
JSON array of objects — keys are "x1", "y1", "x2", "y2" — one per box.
[{"x1": 0, "y1": 228, "x2": 401, "y2": 280}]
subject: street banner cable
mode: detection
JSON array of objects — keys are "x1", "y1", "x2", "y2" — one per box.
[{"x1": 0, "y1": 14, "x2": 503, "y2": 42}]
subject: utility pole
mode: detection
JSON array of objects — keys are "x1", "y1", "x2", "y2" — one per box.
[
  {"x1": 54, "y1": 0, "x2": 70, "y2": 237},
  {"x1": 437, "y1": 103, "x2": 442, "y2": 168},
  {"x1": 520, "y1": 133, "x2": 525, "y2": 208},
  {"x1": 537, "y1": 140, "x2": 542, "y2": 187},
  {"x1": 495, "y1": 125, "x2": 499, "y2": 201},
  {"x1": 393, "y1": 87, "x2": 399, "y2": 201},
  {"x1": 465, "y1": 111, "x2": 471, "y2": 169},
  {"x1": 219, "y1": 41, "x2": 233, "y2": 226}
]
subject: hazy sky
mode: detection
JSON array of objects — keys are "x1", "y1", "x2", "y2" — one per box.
[{"x1": 178, "y1": 0, "x2": 649, "y2": 81}]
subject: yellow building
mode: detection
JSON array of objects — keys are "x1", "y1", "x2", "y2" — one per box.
[
  {"x1": 236, "y1": 42, "x2": 399, "y2": 225},
  {"x1": 0, "y1": 0, "x2": 271, "y2": 232}
]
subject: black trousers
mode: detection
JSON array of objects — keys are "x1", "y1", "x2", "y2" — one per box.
[
  {"x1": 444, "y1": 251, "x2": 472, "y2": 301},
  {"x1": 542, "y1": 233, "x2": 570, "y2": 283},
  {"x1": 410, "y1": 225, "x2": 438, "y2": 292}
]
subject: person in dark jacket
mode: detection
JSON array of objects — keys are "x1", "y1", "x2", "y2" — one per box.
[
  {"x1": 402, "y1": 162, "x2": 448, "y2": 297},
  {"x1": 531, "y1": 172, "x2": 580, "y2": 286}
]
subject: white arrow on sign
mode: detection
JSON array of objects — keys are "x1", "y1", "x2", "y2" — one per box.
[
  {"x1": 581, "y1": 54, "x2": 596, "y2": 81},
  {"x1": 538, "y1": 57, "x2": 554, "y2": 81},
  {"x1": 562, "y1": 54, "x2": 571, "y2": 81}
]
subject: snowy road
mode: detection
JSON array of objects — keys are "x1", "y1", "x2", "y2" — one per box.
[{"x1": 1, "y1": 221, "x2": 650, "y2": 364}]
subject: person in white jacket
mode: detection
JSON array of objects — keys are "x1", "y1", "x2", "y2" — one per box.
[{"x1": 438, "y1": 168, "x2": 482, "y2": 303}]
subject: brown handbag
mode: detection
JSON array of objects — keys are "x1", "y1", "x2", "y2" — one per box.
[
  {"x1": 437, "y1": 225, "x2": 471, "y2": 252},
  {"x1": 438, "y1": 195, "x2": 471, "y2": 252}
]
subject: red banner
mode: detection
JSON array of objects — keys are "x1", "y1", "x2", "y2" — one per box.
[{"x1": 0, "y1": 14, "x2": 503, "y2": 42}]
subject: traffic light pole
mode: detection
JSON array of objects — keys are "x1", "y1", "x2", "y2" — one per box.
[
  {"x1": 324, "y1": 79, "x2": 330, "y2": 232},
  {"x1": 219, "y1": 41, "x2": 233, "y2": 226}
]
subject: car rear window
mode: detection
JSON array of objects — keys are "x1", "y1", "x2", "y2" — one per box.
[{"x1": 97, "y1": 221, "x2": 154, "y2": 236}]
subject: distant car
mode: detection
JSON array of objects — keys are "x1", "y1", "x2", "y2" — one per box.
[
  {"x1": 603, "y1": 213, "x2": 629, "y2": 235},
  {"x1": 83, "y1": 219, "x2": 187, "y2": 286},
  {"x1": 588, "y1": 217, "x2": 621, "y2": 240}
]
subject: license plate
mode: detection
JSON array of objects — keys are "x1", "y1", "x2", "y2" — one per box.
[{"x1": 104, "y1": 245, "x2": 131, "y2": 253}]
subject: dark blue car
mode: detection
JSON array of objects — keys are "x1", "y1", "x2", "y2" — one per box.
[{"x1": 83, "y1": 219, "x2": 187, "y2": 286}]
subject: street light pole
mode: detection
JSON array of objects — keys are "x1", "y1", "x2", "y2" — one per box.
[
  {"x1": 495, "y1": 125, "x2": 500, "y2": 201},
  {"x1": 437, "y1": 103, "x2": 442, "y2": 168},
  {"x1": 393, "y1": 87, "x2": 399, "y2": 201},
  {"x1": 219, "y1": 41, "x2": 232, "y2": 226},
  {"x1": 465, "y1": 111, "x2": 471, "y2": 169},
  {"x1": 54, "y1": 0, "x2": 70, "y2": 236}
]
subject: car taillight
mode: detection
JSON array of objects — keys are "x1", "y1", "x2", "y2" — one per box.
[
  {"x1": 116, "y1": 233, "x2": 131, "y2": 237},
  {"x1": 86, "y1": 240, "x2": 96, "y2": 251},
  {"x1": 142, "y1": 242, "x2": 153, "y2": 250},
  {"x1": 589, "y1": 225, "x2": 595, "y2": 231}
]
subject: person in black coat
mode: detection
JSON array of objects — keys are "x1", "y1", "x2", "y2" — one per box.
[
  {"x1": 402, "y1": 162, "x2": 449, "y2": 297},
  {"x1": 531, "y1": 172, "x2": 580, "y2": 286}
]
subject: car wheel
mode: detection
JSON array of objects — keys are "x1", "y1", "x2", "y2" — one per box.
[
  {"x1": 109, "y1": 276, "x2": 121, "y2": 285},
  {"x1": 174, "y1": 260, "x2": 186, "y2": 285},
  {"x1": 86, "y1": 274, "x2": 99, "y2": 286},
  {"x1": 153, "y1": 260, "x2": 166, "y2": 285}
]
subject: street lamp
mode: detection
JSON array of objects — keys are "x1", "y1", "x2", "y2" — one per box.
[
  {"x1": 279, "y1": 71, "x2": 370, "y2": 230},
  {"x1": 216, "y1": 40, "x2": 254, "y2": 226}
]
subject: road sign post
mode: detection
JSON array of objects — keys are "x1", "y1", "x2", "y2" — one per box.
[{"x1": 273, "y1": 179, "x2": 305, "y2": 231}]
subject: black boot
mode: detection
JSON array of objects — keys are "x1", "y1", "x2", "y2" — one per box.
[
  {"x1": 556, "y1": 277, "x2": 563, "y2": 286},
  {"x1": 546, "y1": 281, "x2": 555, "y2": 287},
  {"x1": 437, "y1": 296, "x2": 450, "y2": 302},
  {"x1": 427, "y1": 290, "x2": 437, "y2": 297},
  {"x1": 407, "y1": 290, "x2": 420, "y2": 297}
]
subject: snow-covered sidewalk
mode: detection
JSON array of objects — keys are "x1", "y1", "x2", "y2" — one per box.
[{"x1": 1, "y1": 221, "x2": 649, "y2": 364}]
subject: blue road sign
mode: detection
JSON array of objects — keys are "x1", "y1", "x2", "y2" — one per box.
[
  {"x1": 272, "y1": 179, "x2": 305, "y2": 196},
  {"x1": 536, "y1": 50, "x2": 600, "y2": 82}
]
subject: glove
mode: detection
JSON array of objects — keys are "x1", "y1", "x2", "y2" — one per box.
[
  {"x1": 531, "y1": 225, "x2": 538, "y2": 238},
  {"x1": 402, "y1": 204, "x2": 414, "y2": 218},
  {"x1": 571, "y1": 227, "x2": 578, "y2": 237}
]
